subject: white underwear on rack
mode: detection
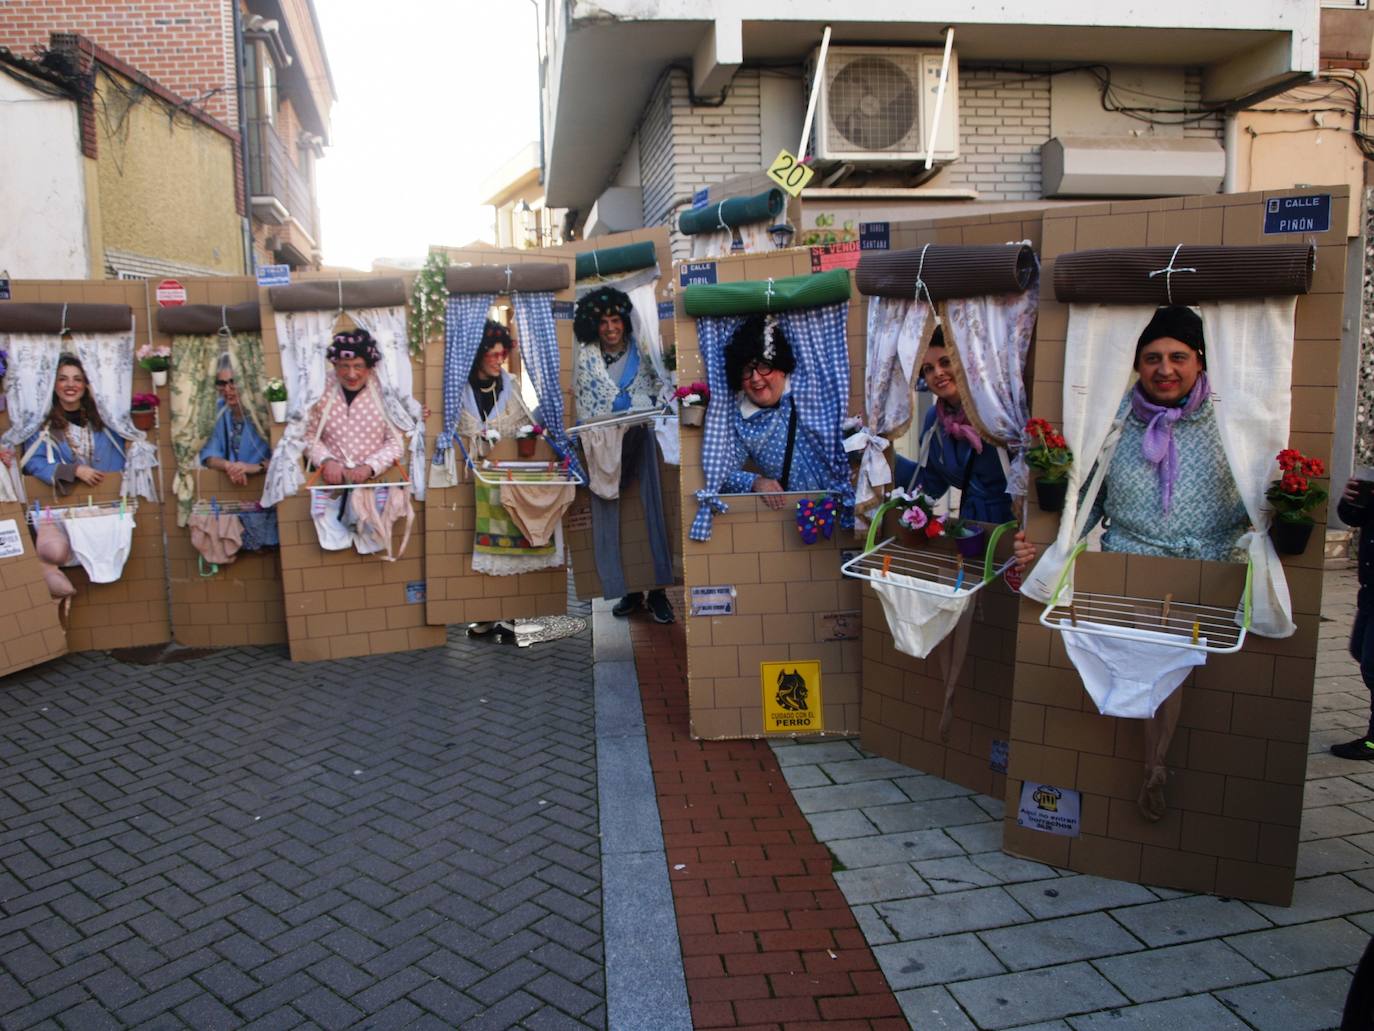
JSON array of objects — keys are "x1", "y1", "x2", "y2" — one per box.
[
  {"x1": 1058, "y1": 618, "x2": 1208, "y2": 719},
  {"x1": 871, "y1": 572, "x2": 973, "y2": 660},
  {"x1": 63, "y1": 512, "x2": 135, "y2": 584},
  {"x1": 310, "y1": 489, "x2": 354, "y2": 551},
  {"x1": 579, "y1": 423, "x2": 628, "y2": 500}
]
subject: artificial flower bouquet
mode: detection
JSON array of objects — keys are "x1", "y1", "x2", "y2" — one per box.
[
  {"x1": 516, "y1": 423, "x2": 545, "y2": 456},
  {"x1": 1025, "y1": 416, "x2": 1073, "y2": 512},
  {"x1": 889, "y1": 487, "x2": 944, "y2": 547},
  {"x1": 264, "y1": 378, "x2": 288, "y2": 422},
  {"x1": 130, "y1": 392, "x2": 160, "y2": 430},
  {"x1": 1267, "y1": 448, "x2": 1328, "y2": 555},
  {"x1": 676, "y1": 382, "x2": 710, "y2": 426}
]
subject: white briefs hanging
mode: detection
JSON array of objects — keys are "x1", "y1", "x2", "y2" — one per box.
[
  {"x1": 1058, "y1": 618, "x2": 1208, "y2": 719},
  {"x1": 871, "y1": 572, "x2": 973, "y2": 660}
]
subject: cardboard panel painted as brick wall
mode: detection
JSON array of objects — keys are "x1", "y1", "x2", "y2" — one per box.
[
  {"x1": 159, "y1": 277, "x2": 286, "y2": 648},
  {"x1": 0, "y1": 501, "x2": 68, "y2": 676},
  {"x1": 1001, "y1": 188, "x2": 1348, "y2": 906},
  {"x1": 677, "y1": 248, "x2": 865, "y2": 740},
  {"x1": 421, "y1": 248, "x2": 573, "y2": 626},
  {"x1": 2, "y1": 278, "x2": 171, "y2": 654},
  {"x1": 859, "y1": 211, "x2": 1046, "y2": 797},
  {"x1": 258, "y1": 273, "x2": 445, "y2": 662},
  {"x1": 542, "y1": 227, "x2": 685, "y2": 601}
]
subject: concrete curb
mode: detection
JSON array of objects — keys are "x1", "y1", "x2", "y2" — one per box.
[{"x1": 593, "y1": 600, "x2": 692, "y2": 1031}]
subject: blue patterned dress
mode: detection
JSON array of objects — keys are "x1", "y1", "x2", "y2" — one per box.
[
  {"x1": 1086, "y1": 395, "x2": 1248, "y2": 560},
  {"x1": 893, "y1": 407, "x2": 1013, "y2": 522},
  {"x1": 574, "y1": 337, "x2": 665, "y2": 420},
  {"x1": 720, "y1": 388, "x2": 830, "y2": 494},
  {"x1": 199, "y1": 401, "x2": 270, "y2": 468}
]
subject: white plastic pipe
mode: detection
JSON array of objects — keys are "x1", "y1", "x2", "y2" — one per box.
[
  {"x1": 797, "y1": 25, "x2": 833, "y2": 161},
  {"x1": 925, "y1": 26, "x2": 955, "y2": 170}
]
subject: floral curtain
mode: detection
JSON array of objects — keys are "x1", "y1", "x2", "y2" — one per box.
[
  {"x1": 0, "y1": 333, "x2": 62, "y2": 502},
  {"x1": 262, "y1": 309, "x2": 334, "y2": 508},
  {"x1": 349, "y1": 306, "x2": 426, "y2": 500},
  {"x1": 71, "y1": 328, "x2": 159, "y2": 501},
  {"x1": 169, "y1": 333, "x2": 223, "y2": 526}
]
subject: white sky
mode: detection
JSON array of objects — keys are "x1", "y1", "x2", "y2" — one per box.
[{"x1": 313, "y1": 1, "x2": 542, "y2": 270}]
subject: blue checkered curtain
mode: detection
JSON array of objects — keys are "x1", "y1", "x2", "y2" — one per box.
[
  {"x1": 434, "y1": 292, "x2": 495, "y2": 472},
  {"x1": 690, "y1": 301, "x2": 853, "y2": 541},
  {"x1": 512, "y1": 291, "x2": 583, "y2": 480}
]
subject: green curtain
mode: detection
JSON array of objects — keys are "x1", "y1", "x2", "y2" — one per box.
[
  {"x1": 682, "y1": 268, "x2": 852, "y2": 316},
  {"x1": 678, "y1": 189, "x2": 785, "y2": 236},
  {"x1": 574, "y1": 241, "x2": 658, "y2": 281},
  {"x1": 169, "y1": 332, "x2": 268, "y2": 526}
]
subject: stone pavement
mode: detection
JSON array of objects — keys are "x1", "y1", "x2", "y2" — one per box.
[
  {"x1": 0, "y1": 610, "x2": 609, "y2": 1029},
  {"x1": 770, "y1": 565, "x2": 1374, "y2": 1031}
]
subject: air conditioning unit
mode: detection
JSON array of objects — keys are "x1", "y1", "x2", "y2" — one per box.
[{"x1": 811, "y1": 46, "x2": 959, "y2": 165}]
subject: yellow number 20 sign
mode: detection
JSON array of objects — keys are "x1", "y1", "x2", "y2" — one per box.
[{"x1": 766, "y1": 149, "x2": 816, "y2": 198}]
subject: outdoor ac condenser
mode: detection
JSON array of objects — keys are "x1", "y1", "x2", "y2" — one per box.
[{"x1": 810, "y1": 46, "x2": 959, "y2": 165}]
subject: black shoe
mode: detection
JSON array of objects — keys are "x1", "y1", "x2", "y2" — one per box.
[
  {"x1": 612, "y1": 592, "x2": 644, "y2": 617},
  {"x1": 1332, "y1": 737, "x2": 1374, "y2": 760},
  {"x1": 647, "y1": 590, "x2": 674, "y2": 625}
]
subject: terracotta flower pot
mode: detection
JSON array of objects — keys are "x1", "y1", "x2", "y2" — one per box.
[
  {"x1": 680, "y1": 404, "x2": 705, "y2": 427},
  {"x1": 1035, "y1": 477, "x2": 1068, "y2": 513},
  {"x1": 517, "y1": 436, "x2": 537, "y2": 458},
  {"x1": 1271, "y1": 518, "x2": 1314, "y2": 556},
  {"x1": 131, "y1": 409, "x2": 156, "y2": 431}
]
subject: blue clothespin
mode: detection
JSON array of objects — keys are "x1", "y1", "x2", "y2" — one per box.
[{"x1": 211, "y1": 497, "x2": 221, "y2": 517}]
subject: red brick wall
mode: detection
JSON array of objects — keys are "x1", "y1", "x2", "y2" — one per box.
[{"x1": 0, "y1": 1, "x2": 235, "y2": 125}]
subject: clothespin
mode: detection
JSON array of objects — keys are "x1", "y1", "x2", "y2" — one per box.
[
  {"x1": 1068, "y1": 602, "x2": 1079, "y2": 626},
  {"x1": 953, "y1": 557, "x2": 966, "y2": 593},
  {"x1": 119, "y1": 496, "x2": 126, "y2": 519},
  {"x1": 212, "y1": 497, "x2": 220, "y2": 517},
  {"x1": 881, "y1": 554, "x2": 892, "y2": 577},
  {"x1": 1161, "y1": 593, "x2": 1172, "y2": 625},
  {"x1": 1191, "y1": 620, "x2": 1201, "y2": 644},
  {"x1": 87, "y1": 495, "x2": 93, "y2": 511}
]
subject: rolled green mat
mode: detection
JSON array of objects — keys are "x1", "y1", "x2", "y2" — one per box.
[
  {"x1": 678, "y1": 189, "x2": 785, "y2": 236},
  {"x1": 683, "y1": 268, "x2": 851, "y2": 316},
  {"x1": 575, "y1": 241, "x2": 658, "y2": 281}
]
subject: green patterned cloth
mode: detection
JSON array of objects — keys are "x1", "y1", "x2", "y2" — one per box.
[
  {"x1": 169, "y1": 332, "x2": 269, "y2": 526},
  {"x1": 473, "y1": 480, "x2": 555, "y2": 559}
]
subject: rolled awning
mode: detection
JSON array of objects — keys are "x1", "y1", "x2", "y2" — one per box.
[
  {"x1": 1052, "y1": 244, "x2": 1315, "y2": 304},
  {"x1": 0, "y1": 303, "x2": 132, "y2": 333},
  {"x1": 678, "y1": 189, "x2": 785, "y2": 237},
  {"x1": 575, "y1": 241, "x2": 658, "y2": 281},
  {"x1": 444, "y1": 263, "x2": 570, "y2": 294},
  {"x1": 156, "y1": 302, "x2": 261, "y2": 334},
  {"x1": 268, "y1": 278, "x2": 408, "y2": 311},
  {"x1": 856, "y1": 243, "x2": 1037, "y2": 300},
  {"x1": 683, "y1": 268, "x2": 852, "y2": 316}
]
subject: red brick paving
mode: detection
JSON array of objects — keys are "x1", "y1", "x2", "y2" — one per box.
[{"x1": 628, "y1": 605, "x2": 905, "y2": 1030}]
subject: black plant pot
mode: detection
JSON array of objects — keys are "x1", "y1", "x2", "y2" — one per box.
[
  {"x1": 1035, "y1": 477, "x2": 1068, "y2": 513},
  {"x1": 1271, "y1": 519, "x2": 1314, "y2": 556}
]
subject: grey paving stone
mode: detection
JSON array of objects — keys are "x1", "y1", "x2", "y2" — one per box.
[
  {"x1": 1296, "y1": 836, "x2": 1374, "y2": 877},
  {"x1": 1224, "y1": 917, "x2": 1370, "y2": 977},
  {"x1": 1065, "y1": 994, "x2": 1251, "y2": 1031},
  {"x1": 780, "y1": 764, "x2": 831, "y2": 789},
  {"x1": 803, "y1": 808, "x2": 879, "y2": 842},
  {"x1": 1299, "y1": 804, "x2": 1374, "y2": 841},
  {"x1": 1304, "y1": 776, "x2": 1374, "y2": 807},
  {"x1": 867, "y1": 796, "x2": 995, "y2": 833},
  {"x1": 770, "y1": 740, "x2": 866, "y2": 766},
  {"x1": 876, "y1": 886, "x2": 1034, "y2": 940},
  {"x1": 1250, "y1": 872, "x2": 1374, "y2": 926},
  {"x1": 894, "y1": 775, "x2": 978, "y2": 801},
  {"x1": 791, "y1": 780, "x2": 911, "y2": 813},
  {"x1": 1006, "y1": 875, "x2": 1157, "y2": 919},
  {"x1": 948, "y1": 962, "x2": 1129, "y2": 1030},
  {"x1": 1094, "y1": 939, "x2": 1268, "y2": 1003},
  {"x1": 949, "y1": 821, "x2": 1004, "y2": 854},
  {"x1": 894, "y1": 985, "x2": 978, "y2": 1030},
  {"x1": 915, "y1": 855, "x2": 1007, "y2": 893},
  {"x1": 822, "y1": 756, "x2": 917, "y2": 784},
  {"x1": 1214, "y1": 969, "x2": 1351, "y2": 1031},
  {"x1": 969, "y1": 851, "x2": 1061, "y2": 885},
  {"x1": 980, "y1": 912, "x2": 1146, "y2": 972},
  {"x1": 834, "y1": 863, "x2": 932, "y2": 905},
  {"x1": 853, "y1": 903, "x2": 898, "y2": 946},
  {"x1": 827, "y1": 829, "x2": 966, "y2": 869},
  {"x1": 874, "y1": 933, "x2": 1006, "y2": 990},
  {"x1": 1108, "y1": 894, "x2": 1271, "y2": 946}
]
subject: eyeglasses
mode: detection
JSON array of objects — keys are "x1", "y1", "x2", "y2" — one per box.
[
  {"x1": 215, "y1": 378, "x2": 235, "y2": 390},
  {"x1": 742, "y1": 360, "x2": 776, "y2": 379}
]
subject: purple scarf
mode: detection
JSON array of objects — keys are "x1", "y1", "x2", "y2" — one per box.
[
  {"x1": 936, "y1": 401, "x2": 983, "y2": 454},
  {"x1": 1130, "y1": 373, "x2": 1210, "y2": 514}
]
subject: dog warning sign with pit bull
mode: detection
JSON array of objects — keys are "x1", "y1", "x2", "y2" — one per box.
[{"x1": 760, "y1": 660, "x2": 824, "y2": 733}]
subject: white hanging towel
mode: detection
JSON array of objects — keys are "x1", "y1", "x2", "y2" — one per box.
[
  {"x1": 1058, "y1": 618, "x2": 1208, "y2": 719},
  {"x1": 871, "y1": 573, "x2": 973, "y2": 660}
]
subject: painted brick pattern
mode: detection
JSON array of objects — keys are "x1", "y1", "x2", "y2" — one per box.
[
  {"x1": 630, "y1": 605, "x2": 906, "y2": 1030},
  {"x1": 1183, "y1": 69, "x2": 1226, "y2": 141}
]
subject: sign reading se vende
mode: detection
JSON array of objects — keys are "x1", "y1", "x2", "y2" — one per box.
[{"x1": 155, "y1": 279, "x2": 187, "y2": 307}]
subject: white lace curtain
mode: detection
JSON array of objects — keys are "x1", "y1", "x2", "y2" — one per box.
[
  {"x1": 262, "y1": 309, "x2": 334, "y2": 507},
  {"x1": 689, "y1": 222, "x2": 773, "y2": 260},
  {"x1": 350, "y1": 306, "x2": 426, "y2": 500},
  {"x1": 0, "y1": 333, "x2": 62, "y2": 502}
]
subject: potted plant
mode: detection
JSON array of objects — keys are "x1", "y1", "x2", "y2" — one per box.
[
  {"x1": 1025, "y1": 417, "x2": 1073, "y2": 512},
  {"x1": 890, "y1": 488, "x2": 944, "y2": 548},
  {"x1": 264, "y1": 378, "x2": 288, "y2": 422},
  {"x1": 130, "y1": 392, "x2": 159, "y2": 431},
  {"x1": 1266, "y1": 448, "x2": 1328, "y2": 555},
  {"x1": 675, "y1": 382, "x2": 709, "y2": 427},
  {"x1": 515, "y1": 423, "x2": 544, "y2": 458},
  {"x1": 137, "y1": 343, "x2": 171, "y2": 387},
  {"x1": 945, "y1": 516, "x2": 987, "y2": 558}
]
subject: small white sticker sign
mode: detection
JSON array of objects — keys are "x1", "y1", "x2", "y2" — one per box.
[
  {"x1": 1016, "y1": 781, "x2": 1081, "y2": 837},
  {"x1": 0, "y1": 518, "x2": 22, "y2": 559}
]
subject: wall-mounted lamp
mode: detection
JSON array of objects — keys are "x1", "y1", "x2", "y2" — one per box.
[{"x1": 768, "y1": 223, "x2": 796, "y2": 250}]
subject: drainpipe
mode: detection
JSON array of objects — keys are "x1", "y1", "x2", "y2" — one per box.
[
  {"x1": 1222, "y1": 112, "x2": 1239, "y2": 194},
  {"x1": 232, "y1": 2, "x2": 256, "y2": 273},
  {"x1": 528, "y1": 0, "x2": 546, "y2": 186}
]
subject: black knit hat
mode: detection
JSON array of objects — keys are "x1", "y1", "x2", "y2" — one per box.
[
  {"x1": 1136, "y1": 306, "x2": 1205, "y2": 366},
  {"x1": 326, "y1": 327, "x2": 381, "y2": 367},
  {"x1": 724, "y1": 314, "x2": 796, "y2": 392},
  {"x1": 574, "y1": 286, "x2": 633, "y2": 344}
]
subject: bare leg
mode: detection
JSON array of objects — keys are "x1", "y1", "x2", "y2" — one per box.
[{"x1": 1138, "y1": 688, "x2": 1184, "y2": 822}]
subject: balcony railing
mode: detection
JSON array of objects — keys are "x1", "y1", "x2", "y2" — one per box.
[{"x1": 245, "y1": 118, "x2": 318, "y2": 246}]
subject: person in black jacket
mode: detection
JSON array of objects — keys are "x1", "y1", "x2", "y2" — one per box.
[{"x1": 1334, "y1": 475, "x2": 1374, "y2": 759}]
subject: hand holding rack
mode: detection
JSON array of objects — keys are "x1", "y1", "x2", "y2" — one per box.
[
  {"x1": 27, "y1": 496, "x2": 137, "y2": 524},
  {"x1": 1037, "y1": 541, "x2": 1252, "y2": 654},
  {"x1": 840, "y1": 496, "x2": 1017, "y2": 598}
]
